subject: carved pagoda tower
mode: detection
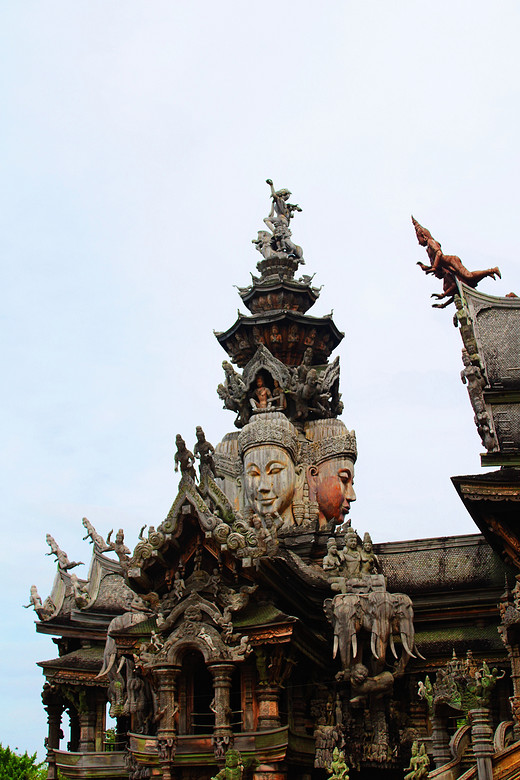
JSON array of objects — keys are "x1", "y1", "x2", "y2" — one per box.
[{"x1": 28, "y1": 186, "x2": 515, "y2": 780}]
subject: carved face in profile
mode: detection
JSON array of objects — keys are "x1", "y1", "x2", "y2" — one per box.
[
  {"x1": 307, "y1": 458, "x2": 356, "y2": 528},
  {"x1": 243, "y1": 445, "x2": 296, "y2": 521}
]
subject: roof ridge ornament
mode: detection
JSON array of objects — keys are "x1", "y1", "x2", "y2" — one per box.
[{"x1": 412, "y1": 216, "x2": 501, "y2": 309}]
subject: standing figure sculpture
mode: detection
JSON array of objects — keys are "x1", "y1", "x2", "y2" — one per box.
[
  {"x1": 45, "y1": 534, "x2": 83, "y2": 570},
  {"x1": 266, "y1": 178, "x2": 302, "y2": 225},
  {"x1": 194, "y1": 426, "x2": 216, "y2": 476},
  {"x1": 413, "y1": 217, "x2": 500, "y2": 308},
  {"x1": 174, "y1": 434, "x2": 197, "y2": 480}
]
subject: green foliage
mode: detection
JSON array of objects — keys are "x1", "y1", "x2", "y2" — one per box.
[{"x1": 0, "y1": 744, "x2": 47, "y2": 780}]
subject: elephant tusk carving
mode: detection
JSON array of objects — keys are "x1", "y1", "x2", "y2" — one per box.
[
  {"x1": 371, "y1": 632, "x2": 380, "y2": 660},
  {"x1": 351, "y1": 632, "x2": 357, "y2": 659},
  {"x1": 96, "y1": 651, "x2": 116, "y2": 680},
  {"x1": 401, "y1": 632, "x2": 416, "y2": 659},
  {"x1": 333, "y1": 634, "x2": 339, "y2": 659},
  {"x1": 389, "y1": 632, "x2": 398, "y2": 659}
]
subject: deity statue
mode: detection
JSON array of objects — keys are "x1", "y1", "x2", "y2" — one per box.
[
  {"x1": 194, "y1": 426, "x2": 216, "y2": 476},
  {"x1": 82, "y1": 517, "x2": 111, "y2": 552},
  {"x1": 349, "y1": 663, "x2": 394, "y2": 704},
  {"x1": 270, "y1": 379, "x2": 287, "y2": 411},
  {"x1": 238, "y1": 412, "x2": 299, "y2": 529},
  {"x1": 341, "y1": 529, "x2": 363, "y2": 578},
  {"x1": 106, "y1": 529, "x2": 131, "y2": 564},
  {"x1": 251, "y1": 375, "x2": 272, "y2": 410},
  {"x1": 174, "y1": 434, "x2": 197, "y2": 480},
  {"x1": 413, "y1": 217, "x2": 501, "y2": 308},
  {"x1": 265, "y1": 178, "x2": 302, "y2": 225},
  {"x1": 306, "y1": 419, "x2": 357, "y2": 529},
  {"x1": 404, "y1": 742, "x2": 430, "y2": 780},
  {"x1": 24, "y1": 585, "x2": 55, "y2": 620},
  {"x1": 45, "y1": 534, "x2": 83, "y2": 570},
  {"x1": 323, "y1": 537, "x2": 343, "y2": 572},
  {"x1": 211, "y1": 748, "x2": 244, "y2": 780},
  {"x1": 360, "y1": 532, "x2": 380, "y2": 574},
  {"x1": 327, "y1": 747, "x2": 349, "y2": 780}
]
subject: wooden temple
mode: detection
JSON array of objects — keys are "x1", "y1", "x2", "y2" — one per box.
[{"x1": 28, "y1": 187, "x2": 520, "y2": 780}]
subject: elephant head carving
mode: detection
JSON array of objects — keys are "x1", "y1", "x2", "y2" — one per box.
[{"x1": 325, "y1": 590, "x2": 423, "y2": 672}]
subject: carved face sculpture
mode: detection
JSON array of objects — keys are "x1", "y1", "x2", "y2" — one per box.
[
  {"x1": 243, "y1": 445, "x2": 296, "y2": 521},
  {"x1": 308, "y1": 458, "x2": 356, "y2": 528}
]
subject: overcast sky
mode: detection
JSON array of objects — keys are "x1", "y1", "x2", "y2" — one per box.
[{"x1": 2, "y1": 0, "x2": 519, "y2": 757}]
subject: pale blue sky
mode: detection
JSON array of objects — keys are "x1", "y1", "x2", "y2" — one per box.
[{"x1": 2, "y1": 0, "x2": 519, "y2": 757}]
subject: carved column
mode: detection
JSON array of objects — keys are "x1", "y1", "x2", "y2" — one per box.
[
  {"x1": 68, "y1": 709, "x2": 80, "y2": 752},
  {"x1": 154, "y1": 665, "x2": 180, "y2": 780},
  {"x1": 79, "y1": 706, "x2": 97, "y2": 752},
  {"x1": 430, "y1": 714, "x2": 452, "y2": 768},
  {"x1": 470, "y1": 709, "x2": 494, "y2": 780},
  {"x1": 209, "y1": 663, "x2": 235, "y2": 760},
  {"x1": 508, "y1": 643, "x2": 520, "y2": 740},
  {"x1": 257, "y1": 684, "x2": 281, "y2": 730},
  {"x1": 42, "y1": 683, "x2": 63, "y2": 780},
  {"x1": 95, "y1": 690, "x2": 106, "y2": 752},
  {"x1": 241, "y1": 665, "x2": 255, "y2": 732}
]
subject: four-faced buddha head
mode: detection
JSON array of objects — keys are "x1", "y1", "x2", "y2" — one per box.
[
  {"x1": 238, "y1": 412, "x2": 298, "y2": 524},
  {"x1": 305, "y1": 419, "x2": 357, "y2": 528}
]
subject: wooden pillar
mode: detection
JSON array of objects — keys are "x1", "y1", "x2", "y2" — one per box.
[
  {"x1": 79, "y1": 694, "x2": 97, "y2": 753},
  {"x1": 95, "y1": 691, "x2": 106, "y2": 752},
  {"x1": 42, "y1": 683, "x2": 63, "y2": 780},
  {"x1": 431, "y1": 714, "x2": 451, "y2": 768},
  {"x1": 257, "y1": 684, "x2": 281, "y2": 730},
  {"x1": 68, "y1": 709, "x2": 80, "y2": 752},
  {"x1": 154, "y1": 665, "x2": 180, "y2": 780},
  {"x1": 470, "y1": 708, "x2": 494, "y2": 780},
  {"x1": 508, "y1": 644, "x2": 520, "y2": 740},
  {"x1": 209, "y1": 663, "x2": 235, "y2": 760},
  {"x1": 241, "y1": 665, "x2": 256, "y2": 732}
]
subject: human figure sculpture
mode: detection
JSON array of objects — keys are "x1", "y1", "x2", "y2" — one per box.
[
  {"x1": 341, "y1": 530, "x2": 362, "y2": 578},
  {"x1": 211, "y1": 748, "x2": 244, "y2": 780},
  {"x1": 24, "y1": 585, "x2": 55, "y2": 620},
  {"x1": 266, "y1": 178, "x2": 302, "y2": 225},
  {"x1": 70, "y1": 573, "x2": 91, "y2": 609},
  {"x1": 460, "y1": 350, "x2": 498, "y2": 451},
  {"x1": 327, "y1": 747, "x2": 349, "y2": 780},
  {"x1": 106, "y1": 529, "x2": 131, "y2": 564},
  {"x1": 469, "y1": 661, "x2": 505, "y2": 705},
  {"x1": 218, "y1": 361, "x2": 250, "y2": 427},
  {"x1": 323, "y1": 538, "x2": 343, "y2": 572},
  {"x1": 82, "y1": 517, "x2": 111, "y2": 553},
  {"x1": 270, "y1": 379, "x2": 287, "y2": 410},
  {"x1": 404, "y1": 742, "x2": 430, "y2": 780},
  {"x1": 174, "y1": 434, "x2": 197, "y2": 480},
  {"x1": 251, "y1": 375, "x2": 272, "y2": 410},
  {"x1": 413, "y1": 217, "x2": 501, "y2": 308},
  {"x1": 306, "y1": 419, "x2": 357, "y2": 529},
  {"x1": 238, "y1": 412, "x2": 299, "y2": 528},
  {"x1": 45, "y1": 534, "x2": 83, "y2": 570},
  {"x1": 349, "y1": 663, "x2": 394, "y2": 704},
  {"x1": 360, "y1": 532, "x2": 380, "y2": 574},
  {"x1": 194, "y1": 426, "x2": 216, "y2": 476}
]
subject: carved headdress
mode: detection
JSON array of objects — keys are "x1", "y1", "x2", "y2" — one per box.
[
  {"x1": 237, "y1": 412, "x2": 299, "y2": 461},
  {"x1": 304, "y1": 418, "x2": 357, "y2": 464}
]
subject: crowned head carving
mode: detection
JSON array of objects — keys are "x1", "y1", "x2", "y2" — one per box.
[
  {"x1": 305, "y1": 419, "x2": 357, "y2": 529},
  {"x1": 238, "y1": 412, "x2": 299, "y2": 524}
]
